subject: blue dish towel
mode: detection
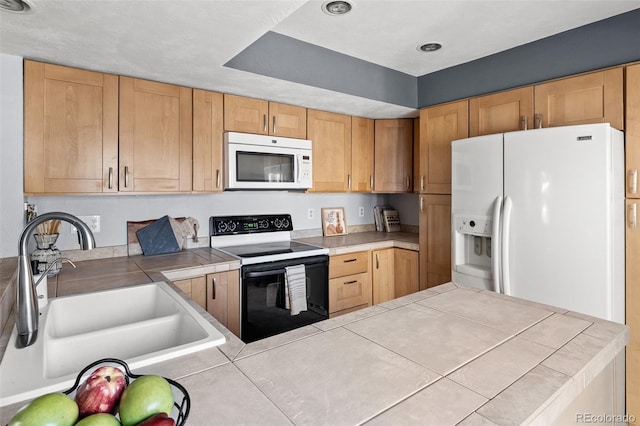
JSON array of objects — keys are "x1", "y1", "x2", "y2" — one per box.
[{"x1": 284, "y1": 264, "x2": 307, "y2": 316}]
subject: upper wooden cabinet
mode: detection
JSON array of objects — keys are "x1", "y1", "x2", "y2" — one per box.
[
  {"x1": 627, "y1": 63, "x2": 640, "y2": 199},
  {"x1": 469, "y1": 87, "x2": 534, "y2": 136},
  {"x1": 350, "y1": 117, "x2": 374, "y2": 192},
  {"x1": 193, "y1": 89, "x2": 224, "y2": 192},
  {"x1": 533, "y1": 67, "x2": 623, "y2": 130},
  {"x1": 413, "y1": 118, "x2": 420, "y2": 193},
  {"x1": 24, "y1": 61, "x2": 119, "y2": 194},
  {"x1": 307, "y1": 109, "x2": 352, "y2": 192},
  {"x1": 119, "y1": 77, "x2": 192, "y2": 192},
  {"x1": 419, "y1": 100, "x2": 468, "y2": 194},
  {"x1": 374, "y1": 119, "x2": 414, "y2": 193},
  {"x1": 223, "y1": 94, "x2": 307, "y2": 138}
]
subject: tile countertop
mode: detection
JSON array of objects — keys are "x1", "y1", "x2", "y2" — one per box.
[{"x1": 296, "y1": 231, "x2": 419, "y2": 254}]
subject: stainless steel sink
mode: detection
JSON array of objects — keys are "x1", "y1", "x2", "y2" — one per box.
[{"x1": 0, "y1": 281, "x2": 225, "y2": 406}]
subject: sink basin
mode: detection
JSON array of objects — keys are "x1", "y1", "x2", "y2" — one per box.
[{"x1": 0, "y1": 282, "x2": 225, "y2": 407}]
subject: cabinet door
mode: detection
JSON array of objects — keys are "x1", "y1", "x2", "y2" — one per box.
[
  {"x1": 351, "y1": 117, "x2": 374, "y2": 192},
  {"x1": 628, "y1": 199, "x2": 640, "y2": 423},
  {"x1": 394, "y1": 249, "x2": 419, "y2": 298},
  {"x1": 173, "y1": 276, "x2": 206, "y2": 309},
  {"x1": 534, "y1": 67, "x2": 623, "y2": 130},
  {"x1": 419, "y1": 194, "x2": 452, "y2": 290},
  {"x1": 372, "y1": 248, "x2": 395, "y2": 304},
  {"x1": 269, "y1": 102, "x2": 307, "y2": 138},
  {"x1": 469, "y1": 87, "x2": 534, "y2": 136},
  {"x1": 329, "y1": 272, "x2": 372, "y2": 314},
  {"x1": 119, "y1": 77, "x2": 192, "y2": 192},
  {"x1": 223, "y1": 94, "x2": 269, "y2": 135},
  {"x1": 627, "y1": 64, "x2": 640, "y2": 199},
  {"x1": 374, "y1": 119, "x2": 413, "y2": 192},
  {"x1": 419, "y1": 101, "x2": 468, "y2": 194},
  {"x1": 206, "y1": 272, "x2": 229, "y2": 326},
  {"x1": 193, "y1": 89, "x2": 224, "y2": 192},
  {"x1": 413, "y1": 118, "x2": 420, "y2": 193},
  {"x1": 24, "y1": 61, "x2": 118, "y2": 194},
  {"x1": 307, "y1": 109, "x2": 352, "y2": 192}
]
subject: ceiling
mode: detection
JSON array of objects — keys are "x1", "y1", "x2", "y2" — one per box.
[{"x1": 1, "y1": 0, "x2": 639, "y2": 118}]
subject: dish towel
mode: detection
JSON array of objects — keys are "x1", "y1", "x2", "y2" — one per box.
[{"x1": 284, "y1": 264, "x2": 307, "y2": 316}]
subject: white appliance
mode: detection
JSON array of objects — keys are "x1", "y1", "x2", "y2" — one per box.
[
  {"x1": 451, "y1": 123, "x2": 624, "y2": 323},
  {"x1": 224, "y1": 132, "x2": 312, "y2": 190}
]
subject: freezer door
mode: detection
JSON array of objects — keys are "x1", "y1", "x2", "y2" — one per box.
[
  {"x1": 451, "y1": 134, "x2": 503, "y2": 290},
  {"x1": 503, "y1": 124, "x2": 624, "y2": 322}
]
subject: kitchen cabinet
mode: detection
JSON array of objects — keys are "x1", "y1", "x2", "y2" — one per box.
[
  {"x1": 223, "y1": 94, "x2": 307, "y2": 138},
  {"x1": 372, "y1": 248, "x2": 419, "y2": 304},
  {"x1": 627, "y1": 63, "x2": 640, "y2": 200},
  {"x1": 418, "y1": 100, "x2": 468, "y2": 194},
  {"x1": 307, "y1": 109, "x2": 352, "y2": 192},
  {"x1": 329, "y1": 251, "x2": 372, "y2": 317},
  {"x1": 193, "y1": 89, "x2": 224, "y2": 192},
  {"x1": 627, "y1": 199, "x2": 640, "y2": 424},
  {"x1": 419, "y1": 194, "x2": 452, "y2": 290},
  {"x1": 119, "y1": 76, "x2": 193, "y2": 192},
  {"x1": 24, "y1": 60, "x2": 119, "y2": 194},
  {"x1": 469, "y1": 87, "x2": 534, "y2": 136},
  {"x1": 374, "y1": 119, "x2": 414, "y2": 193},
  {"x1": 173, "y1": 276, "x2": 207, "y2": 309},
  {"x1": 413, "y1": 118, "x2": 420, "y2": 193},
  {"x1": 350, "y1": 116, "x2": 375, "y2": 192},
  {"x1": 533, "y1": 67, "x2": 623, "y2": 130},
  {"x1": 206, "y1": 270, "x2": 240, "y2": 337}
]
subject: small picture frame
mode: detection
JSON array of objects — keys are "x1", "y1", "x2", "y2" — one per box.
[{"x1": 321, "y1": 207, "x2": 348, "y2": 236}]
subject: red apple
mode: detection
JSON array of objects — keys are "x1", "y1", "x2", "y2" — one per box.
[
  {"x1": 75, "y1": 366, "x2": 127, "y2": 417},
  {"x1": 135, "y1": 413, "x2": 176, "y2": 426}
]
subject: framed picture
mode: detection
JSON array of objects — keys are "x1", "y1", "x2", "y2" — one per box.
[{"x1": 321, "y1": 207, "x2": 348, "y2": 236}]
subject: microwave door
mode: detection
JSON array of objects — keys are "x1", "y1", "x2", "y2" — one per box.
[{"x1": 226, "y1": 143, "x2": 305, "y2": 189}]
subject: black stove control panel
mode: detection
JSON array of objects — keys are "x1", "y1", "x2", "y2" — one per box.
[{"x1": 210, "y1": 214, "x2": 293, "y2": 236}]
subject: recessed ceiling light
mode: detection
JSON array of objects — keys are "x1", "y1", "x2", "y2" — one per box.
[
  {"x1": 322, "y1": 1, "x2": 353, "y2": 16},
  {"x1": 0, "y1": 0, "x2": 33, "y2": 13},
  {"x1": 418, "y1": 43, "x2": 442, "y2": 52}
]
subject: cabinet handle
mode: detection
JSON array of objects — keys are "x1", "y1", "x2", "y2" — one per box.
[
  {"x1": 263, "y1": 114, "x2": 267, "y2": 133},
  {"x1": 631, "y1": 203, "x2": 638, "y2": 229},
  {"x1": 272, "y1": 116, "x2": 277, "y2": 134},
  {"x1": 630, "y1": 169, "x2": 638, "y2": 195},
  {"x1": 420, "y1": 196, "x2": 424, "y2": 213},
  {"x1": 344, "y1": 280, "x2": 358, "y2": 285},
  {"x1": 124, "y1": 166, "x2": 130, "y2": 188},
  {"x1": 348, "y1": 174, "x2": 352, "y2": 190},
  {"x1": 216, "y1": 169, "x2": 221, "y2": 189},
  {"x1": 535, "y1": 113, "x2": 543, "y2": 129},
  {"x1": 420, "y1": 176, "x2": 425, "y2": 192},
  {"x1": 211, "y1": 277, "x2": 216, "y2": 299},
  {"x1": 375, "y1": 253, "x2": 379, "y2": 269},
  {"x1": 370, "y1": 175, "x2": 373, "y2": 190},
  {"x1": 343, "y1": 258, "x2": 357, "y2": 263},
  {"x1": 405, "y1": 176, "x2": 410, "y2": 190},
  {"x1": 521, "y1": 115, "x2": 528, "y2": 131},
  {"x1": 108, "y1": 167, "x2": 113, "y2": 189}
]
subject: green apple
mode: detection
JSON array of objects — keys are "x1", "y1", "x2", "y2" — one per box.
[
  {"x1": 118, "y1": 375, "x2": 174, "y2": 426},
  {"x1": 8, "y1": 392, "x2": 79, "y2": 426},
  {"x1": 75, "y1": 413, "x2": 121, "y2": 426}
]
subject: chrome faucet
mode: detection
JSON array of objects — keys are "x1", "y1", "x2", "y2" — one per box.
[{"x1": 15, "y1": 212, "x2": 95, "y2": 348}]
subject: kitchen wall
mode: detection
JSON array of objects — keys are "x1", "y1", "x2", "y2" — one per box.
[{"x1": 0, "y1": 52, "x2": 418, "y2": 256}]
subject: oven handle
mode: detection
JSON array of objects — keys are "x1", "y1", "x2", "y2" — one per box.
[{"x1": 244, "y1": 268, "x2": 287, "y2": 278}]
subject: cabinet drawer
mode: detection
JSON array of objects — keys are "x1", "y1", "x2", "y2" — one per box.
[
  {"x1": 329, "y1": 272, "x2": 372, "y2": 313},
  {"x1": 329, "y1": 251, "x2": 369, "y2": 278}
]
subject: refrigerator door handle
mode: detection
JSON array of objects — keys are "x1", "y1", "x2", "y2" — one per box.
[
  {"x1": 501, "y1": 196, "x2": 513, "y2": 295},
  {"x1": 491, "y1": 196, "x2": 503, "y2": 293}
]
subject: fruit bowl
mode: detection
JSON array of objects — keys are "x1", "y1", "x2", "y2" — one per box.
[{"x1": 63, "y1": 358, "x2": 190, "y2": 426}]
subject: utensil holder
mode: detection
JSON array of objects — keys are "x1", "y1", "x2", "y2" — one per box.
[{"x1": 31, "y1": 234, "x2": 62, "y2": 277}]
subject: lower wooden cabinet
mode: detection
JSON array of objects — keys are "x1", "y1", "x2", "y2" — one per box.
[
  {"x1": 173, "y1": 276, "x2": 206, "y2": 309},
  {"x1": 419, "y1": 194, "x2": 452, "y2": 290},
  {"x1": 206, "y1": 270, "x2": 240, "y2": 337},
  {"x1": 372, "y1": 248, "x2": 419, "y2": 304},
  {"x1": 627, "y1": 199, "x2": 640, "y2": 424},
  {"x1": 329, "y1": 251, "x2": 372, "y2": 317}
]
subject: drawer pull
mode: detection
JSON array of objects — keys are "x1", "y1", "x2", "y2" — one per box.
[
  {"x1": 211, "y1": 277, "x2": 216, "y2": 299},
  {"x1": 343, "y1": 259, "x2": 357, "y2": 263},
  {"x1": 376, "y1": 253, "x2": 380, "y2": 269},
  {"x1": 344, "y1": 280, "x2": 358, "y2": 285},
  {"x1": 108, "y1": 167, "x2": 113, "y2": 189}
]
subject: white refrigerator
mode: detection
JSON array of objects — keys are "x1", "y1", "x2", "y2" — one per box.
[{"x1": 451, "y1": 123, "x2": 624, "y2": 323}]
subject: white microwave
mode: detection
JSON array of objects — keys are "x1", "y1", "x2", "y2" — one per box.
[{"x1": 224, "y1": 132, "x2": 313, "y2": 190}]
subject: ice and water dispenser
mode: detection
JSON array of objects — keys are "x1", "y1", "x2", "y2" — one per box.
[{"x1": 452, "y1": 214, "x2": 493, "y2": 289}]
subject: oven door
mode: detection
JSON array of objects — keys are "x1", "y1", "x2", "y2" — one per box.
[{"x1": 241, "y1": 255, "x2": 328, "y2": 343}]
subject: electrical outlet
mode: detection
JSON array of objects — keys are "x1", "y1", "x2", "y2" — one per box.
[
  {"x1": 308, "y1": 208, "x2": 314, "y2": 220},
  {"x1": 71, "y1": 215, "x2": 101, "y2": 233},
  {"x1": 359, "y1": 207, "x2": 365, "y2": 217}
]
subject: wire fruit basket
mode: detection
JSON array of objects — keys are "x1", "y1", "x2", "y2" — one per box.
[{"x1": 62, "y1": 358, "x2": 190, "y2": 426}]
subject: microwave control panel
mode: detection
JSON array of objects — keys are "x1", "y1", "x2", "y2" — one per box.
[{"x1": 299, "y1": 154, "x2": 312, "y2": 186}]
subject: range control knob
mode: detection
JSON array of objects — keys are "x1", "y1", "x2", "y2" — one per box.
[
  {"x1": 274, "y1": 218, "x2": 282, "y2": 228},
  {"x1": 259, "y1": 219, "x2": 270, "y2": 229},
  {"x1": 228, "y1": 221, "x2": 237, "y2": 232},
  {"x1": 282, "y1": 218, "x2": 290, "y2": 228}
]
